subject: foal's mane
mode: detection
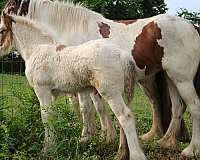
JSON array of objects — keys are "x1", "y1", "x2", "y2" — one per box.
[
  {"x1": 28, "y1": 0, "x2": 105, "y2": 33},
  {"x1": 12, "y1": 15, "x2": 56, "y2": 41}
]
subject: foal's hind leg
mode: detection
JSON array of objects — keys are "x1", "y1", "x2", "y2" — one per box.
[
  {"x1": 158, "y1": 77, "x2": 186, "y2": 149},
  {"x1": 100, "y1": 92, "x2": 146, "y2": 160},
  {"x1": 90, "y1": 93, "x2": 116, "y2": 142},
  {"x1": 78, "y1": 92, "x2": 96, "y2": 143},
  {"x1": 68, "y1": 94, "x2": 82, "y2": 120}
]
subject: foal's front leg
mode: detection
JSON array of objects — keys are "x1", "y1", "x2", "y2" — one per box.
[
  {"x1": 78, "y1": 92, "x2": 96, "y2": 143},
  {"x1": 34, "y1": 86, "x2": 55, "y2": 154}
]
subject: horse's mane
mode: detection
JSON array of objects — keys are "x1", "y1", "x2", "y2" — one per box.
[
  {"x1": 11, "y1": 15, "x2": 57, "y2": 42},
  {"x1": 28, "y1": 0, "x2": 105, "y2": 34}
]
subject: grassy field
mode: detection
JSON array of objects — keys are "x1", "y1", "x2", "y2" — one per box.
[{"x1": 0, "y1": 74, "x2": 198, "y2": 160}]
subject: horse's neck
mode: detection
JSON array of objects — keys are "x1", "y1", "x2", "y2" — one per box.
[{"x1": 13, "y1": 22, "x2": 54, "y2": 61}]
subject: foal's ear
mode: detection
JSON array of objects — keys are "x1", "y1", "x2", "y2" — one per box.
[{"x1": 10, "y1": 15, "x2": 16, "y2": 24}]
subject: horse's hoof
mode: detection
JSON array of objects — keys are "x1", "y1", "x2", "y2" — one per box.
[
  {"x1": 140, "y1": 129, "x2": 164, "y2": 142},
  {"x1": 158, "y1": 136, "x2": 178, "y2": 149},
  {"x1": 181, "y1": 144, "x2": 200, "y2": 157}
]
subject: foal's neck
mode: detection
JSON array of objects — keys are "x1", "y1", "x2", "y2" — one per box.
[{"x1": 12, "y1": 18, "x2": 55, "y2": 61}]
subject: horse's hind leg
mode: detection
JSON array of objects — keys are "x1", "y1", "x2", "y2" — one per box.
[
  {"x1": 78, "y1": 92, "x2": 96, "y2": 143},
  {"x1": 139, "y1": 77, "x2": 164, "y2": 141},
  {"x1": 173, "y1": 81, "x2": 200, "y2": 157},
  {"x1": 90, "y1": 93, "x2": 116, "y2": 142},
  {"x1": 158, "y1": 77, "x2": 186, "y2": 148}
]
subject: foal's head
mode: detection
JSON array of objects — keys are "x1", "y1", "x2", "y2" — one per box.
[{"x1": 0, "y1": 12, "x2": 15, "y2": 57}]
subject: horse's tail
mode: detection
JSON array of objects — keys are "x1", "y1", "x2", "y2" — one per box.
[
  {"x1": 154, "y1": 71, "x2": 171, "y2": 132},
  {"x1": 193, "y1": 25, "x2": 200, "y2": 97}
]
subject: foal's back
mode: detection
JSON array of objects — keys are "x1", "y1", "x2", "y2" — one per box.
[{"x1": 26, "y1": 39, "x2": 127, "y2": 93}]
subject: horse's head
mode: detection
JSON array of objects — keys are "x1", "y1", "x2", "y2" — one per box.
[
  {"x1": 0, "y1": 12, "x2": 15, "y2": 57},
  {"x1": 4, "y1": 0, "x2": 30, "y2": 15}
]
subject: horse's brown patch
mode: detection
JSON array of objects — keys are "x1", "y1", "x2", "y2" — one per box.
[
  {"x1": 0, "y1": 14, "x2": 14, "y2": 50},
  {"x1": 114, "y1": 20, "x2": 137, "y2": 25},
  {"x1": 132, "y1": 21, "x2": 164, "y2": 75},
  {"x1": 56, "y1": 44, "x2": 66, "y2": 52},
  {"x1": 98, "y1": 22, "x2": 110, "y2": 38}
]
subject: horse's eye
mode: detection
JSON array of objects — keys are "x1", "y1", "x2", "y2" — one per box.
[{"x1": 0, "y1": 30, "x2": 7, "y2": 34}]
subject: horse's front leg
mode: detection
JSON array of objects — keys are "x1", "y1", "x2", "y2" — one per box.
[
  {"x1": 34, "y1": 85, "x2": 55, "y2": 155},
  {"x1": 78, "y1": 92, "x2": 96, "y2": 143}
]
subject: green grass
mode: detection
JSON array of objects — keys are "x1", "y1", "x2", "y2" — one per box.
[{"x1": 0, "y1": 74, "x2": 198, "y2": 160}]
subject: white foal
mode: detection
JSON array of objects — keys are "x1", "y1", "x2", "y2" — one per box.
[{"x1": 0, "y1": 13, "x2": 146, "y2": 160}]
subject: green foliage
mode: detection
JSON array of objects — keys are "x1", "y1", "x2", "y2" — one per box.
[
  {"x1": 178, "y1": 8, "x2": 200, "y2": 25},
  {"x1": 0, "y1": 0, "x2": 6, "y2": 12},
  {"x1": 71, "y1": 0, "x2": 167, "y2": 19}
]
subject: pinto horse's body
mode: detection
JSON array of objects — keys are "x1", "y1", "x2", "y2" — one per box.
[{"x1": 0, "y1": 14, "x2": 146, "y2": 160}]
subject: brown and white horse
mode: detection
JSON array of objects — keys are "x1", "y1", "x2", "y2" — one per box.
[{"x1": 3, "y1": 0, "x2": 200, "y2": 158}]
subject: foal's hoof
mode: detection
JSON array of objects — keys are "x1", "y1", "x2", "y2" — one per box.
[
  {"x1": 79, "y1": 136, "x2": 92, "y2": 144},
  {"x1": 115, "y1": 147, "x2": 129, "y2": 160},
  {"x1": 158, "y1": 136, "x2": 178, "y2": 149},
  {"x1": 115, "y1": 152, "x2": 129, "y2": 160},
  {"x1": 106, "y1": 129, "x2": 117, "y2": 143}
]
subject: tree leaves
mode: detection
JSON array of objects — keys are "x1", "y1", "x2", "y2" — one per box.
[
  {"x1": 178, "y1": 8, "x2": 200, "y2": 25},
  {"x1": 69, "y1": 0, "x2": 168, "y2": 19}
]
